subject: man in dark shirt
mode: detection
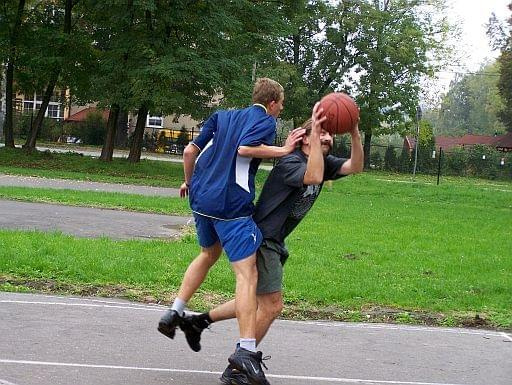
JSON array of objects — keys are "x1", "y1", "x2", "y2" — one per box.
[{"x1": 179, "y1": 102, "x2": 364, "y2": 385}]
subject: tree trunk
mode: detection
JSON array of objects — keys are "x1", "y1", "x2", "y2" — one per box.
[
  {"x1": 3, "y1": 61, "x2": 15, "y2": 148},
  {"x1": 128, "y1": 104, "x2": 149, "y2": 163},
  {"x1": 2, "y1": 0, "x2": 26, "y2": 148},
  {"x1": 23, "y1": 70, "x2": 59, "y2": 151},
  {"x1": 363, "y1": 131, "x2": 372, "y2": 170},
  {"x1": 115, "y1": 109, "x2": 128, "y2": 147},
  {"x1": 99, "y1": 104, "x2": 120, "y2": 161}
]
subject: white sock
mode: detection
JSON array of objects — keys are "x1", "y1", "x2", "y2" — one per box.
[
  {"x1": 170, "y1": 298, "x2": 186, "y2": 316},
  {"x1": 239, "y1": 338, "x2": 257, "y2": 352}
]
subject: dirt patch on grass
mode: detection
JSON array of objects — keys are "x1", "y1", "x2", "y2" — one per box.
[{"x1": 1, "y1": 275, "x2": 509, "y2": 332}]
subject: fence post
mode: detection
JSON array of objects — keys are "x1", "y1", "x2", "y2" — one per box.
[
  {"x1": 437, "y1": 147, "x2": 443, "y2": 185},
  {"x1": 412, "y1": 106, "x2": 422, "y2": 179}
]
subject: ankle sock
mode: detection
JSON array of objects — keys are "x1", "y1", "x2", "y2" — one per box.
[
  {"x1": 239, "y1": 338, "x2": 256, "y2": 352},
  {"x1": 170, "y1": 298, "x2": 186, "y2": 316}
]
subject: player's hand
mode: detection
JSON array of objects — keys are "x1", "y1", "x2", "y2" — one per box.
[
  {"x1": 179, "y1": 182, "x2": 189, "y2": 198},
  {"x1": 311, "y1": 102, "x2": 326, "y2": 134},
  {"x1": 283, "y1": 127, "x2": 306, "y2": 153},
  {"x1": 351, "y1": 118, "x2": 361, "y2": 137}
]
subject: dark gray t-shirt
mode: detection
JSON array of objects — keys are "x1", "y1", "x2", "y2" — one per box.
[{"x1": 254, "y1": 149, "x2": 347, "y2": 246}]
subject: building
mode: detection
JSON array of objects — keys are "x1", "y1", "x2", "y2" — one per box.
[{"x1": 404, "y1": 133, "x2": 510, "y2": 153}]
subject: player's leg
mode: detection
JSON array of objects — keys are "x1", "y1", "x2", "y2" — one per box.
[
  {"x1": 215, "y1": 218, "x2": 271, "y2": 385},
  {"x1": 231, "y1": 253, "x2": 259, "y2": 342},
  {"x1": 255, "y1": 291, "x2": 283, "y2": 343},
  {"x1": 182, "y1": 240, "x2": 286, "y2": 349},
  {"x1": 158, "y1": 214, "x2": 221, "y2": 340}
]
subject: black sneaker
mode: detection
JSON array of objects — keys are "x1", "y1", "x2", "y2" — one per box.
[
  {"x1": 219, "y1": 364, "x2": 250, "y2": 385},
  {"x1": 179, "y1": 314, "x2": 206, "y2": 352},
  {"x1": 157, "y1": 309, "x2": 182, "y2": 339},
  {"x1": 228, "y1": 348, "x2": 271, "y2": 385}
]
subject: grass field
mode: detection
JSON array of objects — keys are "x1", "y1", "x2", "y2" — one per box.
[{"x1": 0, "y1": 148, "x2": 511, "y2": 329}]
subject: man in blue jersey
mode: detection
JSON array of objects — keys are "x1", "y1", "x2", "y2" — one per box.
[
  {"x1": 176, "y1": 102, "x2": 364, "y2": 385},
  {"x1": 158, "y1": 78, "x2": 305, "y2": 385}
]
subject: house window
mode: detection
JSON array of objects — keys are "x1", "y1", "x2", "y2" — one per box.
[
  {"x1": 47, "y1": 104, "x2": 61, "y2": 119},
  {"x1": 23, "y1": 101, "x2": 34, "y2": 113},
  {"x1": 21, "y1": 92, "x2": 63, "y2": 120},
  {"x1": 147, "y1": 114, "x2": 163, "y2": 128}
]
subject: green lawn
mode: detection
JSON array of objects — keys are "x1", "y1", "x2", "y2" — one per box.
[{"x1": 0, "y1": 148, "x2": 511, "y2": 329}]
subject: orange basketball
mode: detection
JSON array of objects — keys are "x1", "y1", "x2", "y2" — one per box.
[{"x1": 318, "y1": 92, "x2": 359, "y2": 134}]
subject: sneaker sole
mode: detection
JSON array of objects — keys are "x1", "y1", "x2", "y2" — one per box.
[
  {"x1": 227, "y1": 358, "x2": 262, "y2": 385},
  {"x1": 220, "y1": 373, "x2": 251, "y2": 385},
  {"x1": 157, "y1": 322, "x2": 176, "y2": 339}
]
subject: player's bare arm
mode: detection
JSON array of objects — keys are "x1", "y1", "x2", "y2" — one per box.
[
  {"x1": 303, "y1": 102, "x2": 327, "y2": 185},
  {"x1": 237, "y1": 127, "x2": 306, "y2": 159},
  {"x1": 339, "y1": 123, "x2": 364, "y2": 176},
  {"x1": 180, "y1": 143, "x2": 201, "y2": 197}
]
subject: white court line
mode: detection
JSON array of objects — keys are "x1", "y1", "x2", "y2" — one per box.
[
  {"x1": 1, "y1": 299, "x2": 506, "y2": 338},
  {"x1": 0, "y1": 359, "x2": 472, "y2": 385},
  {"x1": 1, "y1": 293, "x2": 166, "y2": 308},
  {"x1": 0, "y1": 380, "x2": 20, "y2": 385},
  {"x1": 0, "y1": 300, "x2": 161, "y2": 312},
  {"x1": 501, "y1": 332, "x2": 512, "y2": 342},
  {"x1": 283, "y1": 319, "x2": 506, "y2": 338}
]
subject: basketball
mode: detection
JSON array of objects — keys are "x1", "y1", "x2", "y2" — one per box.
[{"x1": 318, "y1": 92, "x2": 359, "y2": 134}]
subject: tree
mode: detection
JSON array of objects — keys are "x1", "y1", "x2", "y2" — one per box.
[
  {"x1": 80, "y1": 0, "x2": 287, "y2": 162},
  {"x1": 432, "y1": 62, "x2": 505, "y2": 136},
  {"x1": 498, "y1": 48, "x2": 512, "y2": 131},
  {"x1": 0, "y1": 0, "x2": 27, "y2": 148},
  {"x1": 258, "y1": 0, "x2": 453, "y2": 168},
  {"x1": 487, "y1": 3, "x2": 512, "y2": 132},
  {"x1": 497, "y1": 3, "x2": 512, "y2": 131}
]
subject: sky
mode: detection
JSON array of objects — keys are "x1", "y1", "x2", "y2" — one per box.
[{"x1": 436, "y1": 0, "x2": 510, "y2": 84}]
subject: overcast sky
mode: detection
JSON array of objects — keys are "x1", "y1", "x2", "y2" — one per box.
[{"x1": 439, "y1": 0, "x2": 510, "y2": 77}]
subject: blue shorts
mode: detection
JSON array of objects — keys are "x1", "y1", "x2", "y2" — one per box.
[{"x1": 193, "y1": 213, "x2": 262, "y2": 262}]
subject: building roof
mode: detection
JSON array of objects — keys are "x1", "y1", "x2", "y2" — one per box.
[
  {"x1": 435, "y1": 134, "x2": 504, "y2": 150},
  {"x1": 494, "y1": 132, "x2": 512, "y2": 150},
  {"x1": 64, "y1": 107, "x2": 109, "y2": 123}
]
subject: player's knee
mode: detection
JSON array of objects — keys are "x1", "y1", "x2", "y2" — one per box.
[
  {"x1": 270, "y1": 300, "x2": 283, "y2": 319},
  {"x1": 199, "y1": 245, "x2": 221, "y2": 267},
  {"x1": 260, "y1": 294, "x2": 283, "y2": 319}
]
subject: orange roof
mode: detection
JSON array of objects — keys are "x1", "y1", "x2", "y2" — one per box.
[{"x1": 65, "y1": 107, "x2": 110, "y2": 122}]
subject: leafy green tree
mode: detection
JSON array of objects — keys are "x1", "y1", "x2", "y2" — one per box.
[
  {"x1": 258, "y1": 0, "x2": 453, "y2": 168},
  {"x1": 17, "y1": 0, "x2": 93, "y2": 151},
  {"x1": 497, "y1": 3, "x2": 512, "y2": 131},
  {"x1": 432, "y1": 62, "x2": 506, "y2": 135},
  {"x1": 79, "y1": 0, "x2": 287, "y2": 162}
]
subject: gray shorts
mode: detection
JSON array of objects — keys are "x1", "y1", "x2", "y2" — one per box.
[{"x1": 256, "y1": 239, "x2": 289, "y2": 295}]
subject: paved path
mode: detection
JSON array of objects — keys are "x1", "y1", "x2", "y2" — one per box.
[
  {"x1": 0, "y1": 200, "x2": 191, "y2": 240},
  {"x1": 0, "y1": 292, "x2": 511, "y2": 385},
  {"x1": 0, "y1": 174, "x2": 181, "y2": 197},
  {"x1": 0, "y1": 144, "x2": 274, "y2": 169}
]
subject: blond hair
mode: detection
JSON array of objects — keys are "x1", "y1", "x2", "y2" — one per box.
[{"x1": 252, "y1": 78, "x2": 284, "y2": 106}]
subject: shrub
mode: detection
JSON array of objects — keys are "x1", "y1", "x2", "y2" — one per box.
[{"x1": 384, "y1": 145, "x2": 398, "y2": 171}]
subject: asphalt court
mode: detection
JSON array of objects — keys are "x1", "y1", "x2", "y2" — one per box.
[{"x1": 1, "y1": 292, "x2": 511, "y2": 385}]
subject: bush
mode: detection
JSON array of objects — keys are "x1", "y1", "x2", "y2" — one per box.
[
  {"x1": 370, "y1": 150, "x2": 383, "y2": 169},
  {"x1": 70, "y1": 112, "x2": 106, "y2": 145},
  {"x1": 384, "y1": 145, "x2": 398, "y2": 171},
  {"x1": 399, "y1": 147, "x2": 412, "y2": 173},
  {"x1": 13, "y1": 113, "x2": 64, "y2": 142},
  {"x1": 444, "y1": 147, "x2": 467, "y2": 176}
]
